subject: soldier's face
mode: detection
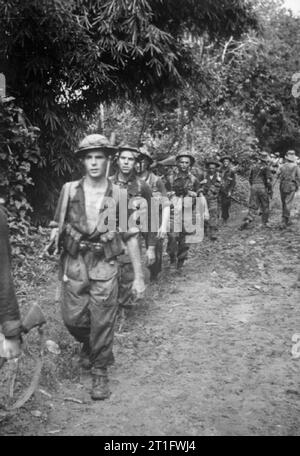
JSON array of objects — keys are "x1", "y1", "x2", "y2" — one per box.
[
  {"x1": 223, "y1": 159, "x2": 230, "y2": 167},
  {"x1": 208, "y1": 164, "x2": 216, "y2": 174},
  {"x1": 83, "y1": 150, "x2": 108, "y2": 178},
  {"x1": 118, "y1": 151, "x2": 136, "y2": 175},
  {"x1": 178, "y1": 157, "x2": 191, "y2": 172},
  {"x1": 137, "y1": 158, "x2": 150, "y2": 174}
]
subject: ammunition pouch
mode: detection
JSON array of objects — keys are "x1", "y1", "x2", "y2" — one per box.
[
  {"x1": 61, "y1": 224, "x2": 83, "y2": 257},
  {"x1": 103, "y1": 232, "x2": 124, "y2": 260},
  {"x1": 61, "y1": 226, "x2": 124, "y2": 261}
]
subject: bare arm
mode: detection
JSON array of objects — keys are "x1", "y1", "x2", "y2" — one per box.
[{"x1": 126, "y1": 232, "x2": 146, "y2": 299}]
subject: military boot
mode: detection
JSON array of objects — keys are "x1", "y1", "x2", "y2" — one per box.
[{"x1": 91, "y1": 368, "x2": 111, "y2": 401}]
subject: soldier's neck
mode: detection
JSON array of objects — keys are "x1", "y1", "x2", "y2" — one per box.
[
  {"x1": 118, "y1": 170, "x2": 135, "y2": 182},
  {"x1": 84, "y1": 174, "x2": 107, "y2": 189}
]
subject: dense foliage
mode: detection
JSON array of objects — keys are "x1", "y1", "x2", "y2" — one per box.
[
  {"x1": 0, "y1": 0, "x2": 257, "y2": 221},
  {"x1": 96, "y1": 0, "x2": 300, "y2": 174},
  {"x1": 0, "y1": 97, "x2": 40, "y2": 223}
]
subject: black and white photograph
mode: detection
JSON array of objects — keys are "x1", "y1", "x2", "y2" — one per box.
[{"x1": 1, "y1": 0, "x2": 300, "y2": 438}]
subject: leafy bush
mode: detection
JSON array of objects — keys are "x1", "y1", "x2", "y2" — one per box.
[{"x1": 0, "y1": 96, "x2": 40, "y2": 236}]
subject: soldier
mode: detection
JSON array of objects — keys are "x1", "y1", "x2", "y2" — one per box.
[
  {"x1": 240, "y1": 151, "x2": 273, "y2": 230},
  {"x1": 277, "y1": 150, "x2": 300, "y2": 228},
  {"x1": 47, "y1": 134, "x2": 146, "y2": 400},
  {"x1": 165, "y1": 152, "x2": 200, "y2": 269},
  {"x1": 136, "y1": 145, "x2": 170, "y2": 281},
  {"x1": 110, "y1": 144, "x2": 156, "y2": 306},
  {"x1": 202, "y1": 160, "x2": 221, "y2": 241},
  {"x1": 218, "y1": 155, "x2": 236, "y2": 224},
  {"x1": 0, "y1": 184, "x2": 22, "y2": 359}
]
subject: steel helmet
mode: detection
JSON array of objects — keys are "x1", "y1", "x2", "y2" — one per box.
[
  {"x1": 138, "y1": 145, "x2": 154, "y2": 164},
  {"x1": 75, "y1": 134, "x2": 117, "y2": 157},
  {"x1": 176, "y1": 152, "x2": 195, "y2": 166}
]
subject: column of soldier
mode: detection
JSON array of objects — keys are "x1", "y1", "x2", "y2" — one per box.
[
  {"x1": 45, "y1": 138, "x2": 300, "y2": 400},
  {"x1": 1, "y1": 133, "x2": 299, "y2": 402}
]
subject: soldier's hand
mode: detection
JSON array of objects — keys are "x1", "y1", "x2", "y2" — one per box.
[
  {"x1": 187, "y1": 190, "x2": 197, "y2": 198},
  {"x1": 1, "y1": 337, "x2": 21, "y2": 359},
  {"x1": 42, "y1": 227, "x2": 59, "y2": 257},
  {"x1": 145, "y1": 247, "x2": 156, "y2": 266},
  {"x1": 132, "y1": 277, "x2": 146, "y2": 301}
]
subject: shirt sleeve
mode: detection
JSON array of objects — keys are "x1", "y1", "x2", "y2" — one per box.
[{"x1": 52, "y1": 184, "x2": 67, "y2": 226}]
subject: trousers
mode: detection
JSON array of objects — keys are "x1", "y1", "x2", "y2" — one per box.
[
  {"x1": 218, "y1": 192, "x2": 232, "y2": 221},
  {"x1": 280, "y1": 189, "x2": 296, "y2": 223},
  {"x1": 206, "y1": 197, "x2": 219, "y2": 238},
  {"x1": 247, "y1": 184, "x2": 269, "y2": 224},
  {"x1": 60, "y1": 251, "x2": 119, "y2": 369}
]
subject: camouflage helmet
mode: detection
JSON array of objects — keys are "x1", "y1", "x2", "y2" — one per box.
[{"x1": 75, "y1": 134, "x2": 117, "y2": 157}]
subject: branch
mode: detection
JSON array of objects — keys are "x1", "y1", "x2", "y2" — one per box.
[{"x1": 221, "y1": 35, "x2": 233, "y2": 63}]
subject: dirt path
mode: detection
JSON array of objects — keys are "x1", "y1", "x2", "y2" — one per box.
[{"x1": 1, "y1": 202, "x2": 300, "y2": 436}]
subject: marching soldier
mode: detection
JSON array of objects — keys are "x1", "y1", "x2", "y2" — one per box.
[
  {"x1": 165, "y1": 152, "x2": 200, "y2": 269},
  {"x1": 202, "y1": 159, "x2": 221, "y2": 241},
  {"x1": 240, "y1": 151, "x2": 273, "y2": 230},
  {"x1": 218, "y1": 155, "x2": 236, "y2": 224},
  {"x1": 0, "y1": 184, "x2": 22, "y2": 359},
  {"x1": 110, "y1": 144, "x2": 156, "y2": 306},
  {"x1": 47, "y1": 134, "x2": 146, "y2": 400},
  {"x1": 136, "y1": 145, "x2": 170, "y2": 281},
  {"x1": 277, "y1": 150, "x2": 300, "y2": 228}
]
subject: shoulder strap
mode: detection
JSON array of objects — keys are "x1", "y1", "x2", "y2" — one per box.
[{"x1": 56, "y1": 182, "x2": 72, "y2": 247}]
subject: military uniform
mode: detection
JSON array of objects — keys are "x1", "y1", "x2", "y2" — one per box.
[
  {"x1": 278, "y1": 152, "x2": 300, "y2": 226},
  {"x1": 219, "y1": 163, "x2": 236, "y2": 222},
  {"x1": 53, "y1": 178, "x2": 126, "y2": 370},
  {"x1": 109, "y1": 172, "x2": 155, "y2": 306},
  {"x1": 203, "y1": 170, "x2": 221, "y2": 240},
  {"x1": 165, "y1": 168, "x2": 199, "y2": 266},
  {"x1": 0, "y1": 205, "x2": 21, "y2": 339},
  {"x1": 244, "y1": 162, "x2": 272, "y2": 225},
  {"x1": 140, "y1": 170, "x2": 169, "y2": 280}
]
